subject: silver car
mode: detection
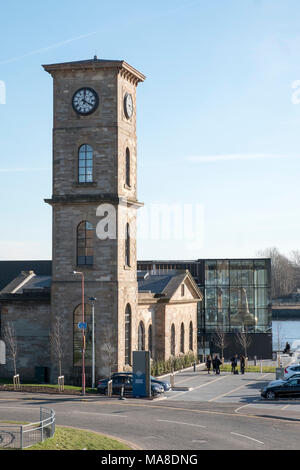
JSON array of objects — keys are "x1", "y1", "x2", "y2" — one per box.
[{"x1": 284, "y1": 364, "x2": 300, "y2": 379}]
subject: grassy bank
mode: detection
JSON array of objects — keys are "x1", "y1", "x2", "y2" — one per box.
[{"x1": 0, "y1": 423, "x2": 131, "y2": 450}]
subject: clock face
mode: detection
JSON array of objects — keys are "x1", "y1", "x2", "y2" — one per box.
[
  {"x1": 124, "y1": 93, "x2": 133, "y2": 119},
  {"x1": 72, "y1": 88, "x2": 99, "y2": 115}
]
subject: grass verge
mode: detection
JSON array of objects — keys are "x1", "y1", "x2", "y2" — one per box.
[{"x1": 0, "y1": 424, "x2": 131, "y2": 450}]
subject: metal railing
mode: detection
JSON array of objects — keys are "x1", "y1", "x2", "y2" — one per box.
[{"x1": 0, "y1": 407, "x2": 55, "y2": 449}]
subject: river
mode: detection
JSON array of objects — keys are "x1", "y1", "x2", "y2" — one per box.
[{"x1": 272, "y1": 320, "x2": 300, "y2": 351}]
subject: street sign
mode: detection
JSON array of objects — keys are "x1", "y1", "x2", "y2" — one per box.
[
  {"x1": 132, "y1": 351, "x2": 151, "y2": 398},
  {"x1": 78, "y1": 322, "x2": 87, "y2": 330},
  {"x1": 0, "y1": 340, "x2": 6, "y2": 365}
]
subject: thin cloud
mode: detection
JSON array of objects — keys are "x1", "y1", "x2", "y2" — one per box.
[
  {"x1": 0, "y1": 31, "x2": 97, "y2": 65},
  {"x1": 187, "y1": 153, "x2": 284, "y2": 163}
]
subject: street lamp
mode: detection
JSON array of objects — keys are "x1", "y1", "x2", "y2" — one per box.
[
  {"x1": 73, "y1": 270, "x2": 86, "y2": 396},
  {"x1": 89, "y1": 297, "x2": 97, "y2": 389}
]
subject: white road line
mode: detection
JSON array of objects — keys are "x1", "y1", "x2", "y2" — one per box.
[
  {"x1": 157, "y1": 419, "x2": 206, "y2": 428},
  {"x1": 209, "y1": 373, "x2": 271, "y2": 402},
  {"x1": 169, "y1": 375, "x2": 228, "y2": 399},
  {"x1": 75, "y1": 412, "x2": 128, "y2": 418},
  {"x1": 231, "y1": 432, "x2": 264, "y2": 445},
  {"x1": 235, "y1": 400, "x2": 260, "y2": 413}
]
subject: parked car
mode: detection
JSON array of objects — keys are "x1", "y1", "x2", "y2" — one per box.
[
  {"x1": 284, "y1": 364, "x2": 300, "y2": 380},
  {"x1": 261, "y1": 377, "x2": 300, "y2": 400},
  {"x1": 150, "y1": 375, "x2": 172, "y2": 392},
  {"x1": 97, "y1": 372, "x2": 164, "y2": 396}
]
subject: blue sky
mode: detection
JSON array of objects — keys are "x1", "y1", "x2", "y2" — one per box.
[{"x1": 0, "y1": 0, "x2": 300, "y2": 260}]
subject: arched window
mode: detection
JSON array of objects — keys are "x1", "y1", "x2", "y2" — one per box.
[
  {"x1": 180, "y1": 323, "x2": 185, "y2": 354},
  {"x1": 78, "y1": 144, "x2": 93, "y2": 183},
  {"x1": 148, "y1": 325, "x2": 153, "y2": 358},
  {"x1": 138, "y1": 321, "x2": 145, "y2": 351},
  {"x1": 189, "y1": 321, "x2": 193, "y2": 351},
  {"x1": 73, "y1": 303, "x2": 92, "y2": 366},
  {"x1": 125, "y1": 223, "x2": 130, "y2": 267},
  {"x1": 125, "y1": 148, "x2": 131, "y2": 187},
  {"x1": 171, "y1": 324, "x2": 175, "y2": 356},
  {"x1": 77, "y1": 221, "x2": 94, "y2": 266},
  {"x1": 125, "y1": 304, "x2": 132, "y2": 365}
]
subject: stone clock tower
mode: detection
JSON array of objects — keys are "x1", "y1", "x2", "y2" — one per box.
[{"x1": 43, "y1": 57, "x2": 145, "y2": 381}]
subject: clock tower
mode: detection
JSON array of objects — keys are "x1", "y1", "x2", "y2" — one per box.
[{"x1": 43, "y1": 57, "x2": 145, "y2": 381}]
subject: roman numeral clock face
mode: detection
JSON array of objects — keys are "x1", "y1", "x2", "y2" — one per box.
[{"x1": 72, "y1": 87, "x2": 99, "y2": 115}]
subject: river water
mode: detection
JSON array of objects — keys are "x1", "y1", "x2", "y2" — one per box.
[{"x1": 272, "y1": 321, "x2": 300, "y2": 351}]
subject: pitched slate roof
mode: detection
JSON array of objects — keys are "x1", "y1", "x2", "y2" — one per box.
[
  {"x1": 0, "y1": 261, "x2": 52, "y2": 292},
  {"x1": 137, "y1": 270, "x2": 202, "y2": 300}
]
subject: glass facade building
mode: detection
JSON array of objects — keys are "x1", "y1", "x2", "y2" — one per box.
[{"x1": 137, "y1": 259, "x2": 272, "y2": 359}]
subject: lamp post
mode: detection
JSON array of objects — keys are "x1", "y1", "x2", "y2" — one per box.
[
  {"x1": 73, "y1": 271, "x2": 85, "y2": 395},
  {"x1": 89, "y1": 297, "x2": 97, "y2": 389}
]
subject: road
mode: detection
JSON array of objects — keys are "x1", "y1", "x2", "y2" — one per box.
[{"x1": 1, "y1": 370, "x2": 300, "y2": 450}]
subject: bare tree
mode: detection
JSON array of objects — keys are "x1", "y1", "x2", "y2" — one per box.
[
  {"x1": 102, "y1": 327, "x2": 117, "y2": 376},
  {"x1": 257, "y1": 247, "x2": 296, "y2": 298},
  {"x1": 212, "y1": 327, "x2": 228, "y2": 363},
  {"x1": 273, "y1": 322, "x2": 284, "y2": 353},
  {"x1": 236, "y1": 325, "x2": 252, "y2": 359},
  {"x1": 3, "y1": 321, "x2": 18, "y2": 376},
  {"x1": 50, "y1": 315, "x2": 65, "y2": 377}
]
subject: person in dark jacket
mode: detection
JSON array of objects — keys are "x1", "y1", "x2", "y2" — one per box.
[
  {"x1": 206, "y1": 355, "x2": 212, "y2": 374},
  {"x1": 213, "y1": 355, "x2": 222, "y2": 375},
  {"x1": 231, "y1": 354, "x2": 238, "y2": 374},
  {"x1": 240, "y1": 355, "x2": 245, "y2": 374}
]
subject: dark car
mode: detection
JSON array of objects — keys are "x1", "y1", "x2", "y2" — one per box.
[
  {"x1": 97, "y1": 372, "x2": 164, "y2": 396},
  {"x1": 150, "y1": 375, "x2": 172, "y2": 392},
  {"x1": 261, "y1": 377, "x2": 300, "y2": 400}
]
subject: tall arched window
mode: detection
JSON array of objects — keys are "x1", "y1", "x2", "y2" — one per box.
[
  {"x1": 73, "y1": 303, "x2": 92, "y2": 366},
  {"x1": 125, "y1": 223, "x2": 130, "y2": 267},
  {"x1": 138, "y1": 321, "x2": 145, "y2": 351},
  {"x1": 125, "y1": 304, "x2": 132, "y2": 365},
  {"x1": 148, "y1": 325, "x2": 153, "y2": 358},
  {"x1": 171, "y1": 324, "x2": 175, "y2": 356},
  {"x1": 78, "y1": 144, "x2": 93, "y2": 183},
  {"x1": 77, "y1": 221, "x2": 94, "y2": 266},
  {"x1": 189, "y1": 321, "x2": 193, "y2": 351},
  {"x1": 180, "y1": 323, "x2": 185, "y2": 354},
  {"x1": 125, "y1": 148, "x2": 131, "y2": 187}
]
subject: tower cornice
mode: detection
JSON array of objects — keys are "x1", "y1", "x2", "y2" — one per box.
[{"x1": 42, "y1": 58, "x2": 146, "y2": 85}]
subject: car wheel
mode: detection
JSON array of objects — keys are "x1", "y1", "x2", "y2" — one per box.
[{"x1": 266, "y1": 390, "x2": 276, "y2": 400}]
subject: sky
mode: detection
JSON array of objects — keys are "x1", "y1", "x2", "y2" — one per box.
[{"x1": 0, "y1": 0, "x2": 300, "y2": 261}]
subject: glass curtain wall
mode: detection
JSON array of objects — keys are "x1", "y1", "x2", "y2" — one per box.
[{"x1": 204, "y1": 260, "x2": 271, "y2": 333}]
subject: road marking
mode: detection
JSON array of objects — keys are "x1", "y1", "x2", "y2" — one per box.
[
  {"x1": 209, "y1": 374, "x2": 271, "y2": 402},
  {"x1": 157, "y1": 419, "x2": 206, "y2": 428},
  {"x1": 281, "y1": 405, "x2": 290, "y2": 410},
  {"x1": 75, "y1": 412, "x2": 128, "y2": 418},
  {"x1": 235, "y1": 400, "x2": 260, "y2": 414},
  {"x1": 169, "y1": 375, "x2": 228, "y2": 399},
  {"x1": 231, "y1": 432, "x2": 264, "y2": 445}
]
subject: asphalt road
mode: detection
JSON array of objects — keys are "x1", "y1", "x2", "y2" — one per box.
[{"x1": 1, "y1": 370, "x2": 300, "y2": 450}]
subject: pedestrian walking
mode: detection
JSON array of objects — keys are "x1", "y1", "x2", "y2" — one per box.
[
  {"x1": 240, "y1": 355, "x2": 245, "y2": 375},
  {"x1": 231, "y1": 354, "x2": 238, "y2": 374},
  {"x1": 206, "y1": 355, "x2": 212, "y2": 374},
  {"x1": 213, "y1": 354, "x2": 222, "y2": 375}
]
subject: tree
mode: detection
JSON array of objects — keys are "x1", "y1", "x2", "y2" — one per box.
[
  {"x1": 102, "y1": 327, "x2": 117, "y2": 376},
  {"x1": 236, "y1": 325, "x2": 252, "y2": 359},
  {"x1": 211, "y1": 327, "x2": 228, "y2": 363},
  {"x1": 50, "y1": 315, "x2": 65, "y2": 377},
  {"x1": 3, "y1": 321, "x2": 18, "y2": 376},
  {"x1": 257, "y1": 247, "x2": 296, "y2": 298}
]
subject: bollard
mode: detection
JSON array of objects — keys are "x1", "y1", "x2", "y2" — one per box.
[
  {"x1": 170, "y1": 373, "x2": 175, "y2": 389},
  {"x1": 254, "y1": 355, "x2": 257, "y2": 366},
  {"x1": 260, "y1": 360, "x2": 263, "y2": 374},
  {"x1": 193, "y1": 362, "x2": 196, "y2": 372}
]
